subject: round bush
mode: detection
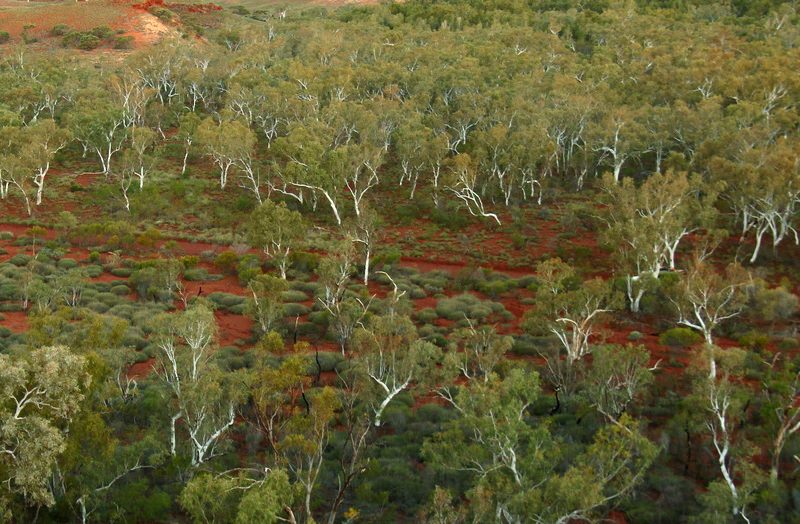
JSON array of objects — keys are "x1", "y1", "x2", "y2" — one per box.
[
  {"x1": 85, "y1": 264, "x2": 103, "y2": 278},
  {"x1": 284, "y1": 303, "x2": 310, "y2": 317},
  {"x1": 57, "y1": 258, "x2": 79, "y2": 270},
  {"x1": 183, "y1": 268, "x2": 210, "y2": 281},
  {"x1": 627, "y1": 331, "x2": 643, "y2": 341},
  {"x1": 658, "y1": 327, "x2": 702, "y2": 347},
  {"x1": 77, "y1": 34, "x2": 101, "y2": 51},
  {"x1": 281, "y1": 290, "x2": 308, "y2": 303},
  {"x1": 111, "y1": 284, "x2": 131, "y2": 296},
  {"x1": 8, "y1": 254, "x2": 31, "y2": 267},
  {"x1": 415, "y1": 308, "x2": 437, "y2": 324}
]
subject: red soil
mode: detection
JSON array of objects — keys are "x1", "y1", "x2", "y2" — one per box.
[
  {"x1": 127, "y1": 357, "x2": 155, "y2": 379},
  {"x1": 1, "y1": 310, "x2": 29, "y2": 334},
  {"x1": 216, "y1": 310, "x2": 253, "y2": 347}
]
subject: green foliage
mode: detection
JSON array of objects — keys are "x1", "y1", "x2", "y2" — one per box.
[
  {"x1": 435, "y1": 293, "x2": 507, "y2": 321},
  {"x1": 659, "y1": 327, "x2": 702, "y2": 347},
  {"x1": 51, "y1": 24, "x2": 71, "y2": 37}
]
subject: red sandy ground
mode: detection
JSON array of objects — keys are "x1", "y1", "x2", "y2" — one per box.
[{"x1": 0, "y1": 0, "x2": 181, "y2": 49}]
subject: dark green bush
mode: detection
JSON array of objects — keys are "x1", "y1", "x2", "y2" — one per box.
[
  {"x1": 628, "y1": 331, "x2": 644, "y2": 341},
  {"x1": 77, "y1": 34, "x2": 101, "y2": 51},
  {"x1": 658, "y1": 327, "x2": 702, "y2": 347},
  {"x1": 738, "y1": 330, "x2": 769, "y2": 350},
  {"x1": 281, "y1": 290, "x2": 308, "y2": 303},
  {"x1": 90, "y1": 26, "x2": 114, "y2": 39},
  {"x1": 51, "y1": 24, "x2": 71, "y2": 37},
  {"x1": 114, "y1": 35, "x2": 134, "y2": 50},
  {"x1": 284, "y1": 303, "x2": 310, "y2": 317},
  {"x1": 290, "y1": 251, "x2": 320, "y2": 273},
  {"x1": 183, "y1": 267, "x2": 210, "y2": 281},
  {"x1": 111, "y1": 284, "x2": 131, "y2": 296},
  {"x1": 214, "y1": 251, "x2": 239, "y2": 274},
  {"x1": 0, "y1": 32, "x2": 9, "y2": 44},
  {"x1": 8, "y1": 254, "x2": 31, "y2": 267}
]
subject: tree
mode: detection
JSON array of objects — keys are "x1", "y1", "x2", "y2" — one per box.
[
  {"x1": 0, "y1": 120, "x2": 69, "y2": 213},
  {"x1": 423, "y1": 368, "x2": 657, "y2": 523},
  {"x1": 66, "y1": 97, "x2": 126, "y2": 176},
  {"x1": 668, "y1": 258, "x2": 750, "y2": 379},
  {"x1": 0, "y1": 346, "x2": 89, "y2": 510},
  {"x1": 445, "y1": 153, "x2": 500, "y2": 225},
  {"x1": 352, "y1": 314, "x2": 437, "y2": 426},
  {"x1": 602, "y1": 171, "x2": 718, "y2": 312},
  {"x1": 196, "y1": 118, "x2": 255, "y2": 189},
  {"x1": 151, "y1": 302, "x2": 245, "y2": 466},
  {"x1": 247, "y1": 200, "x2": 306, "y2": 280},
  {"x1": 761, "y1": 355, "x2": 800, "y2": 484},
  {"x1": 281, "y1": 386, "x2": 340, "y2": 522},
  {"x1": 271, "y1": 120, "x2": 346, "y2": 225},
  {"x1": 528, "y1": 258, "x2": 619, "y2": 364},
  {"x1": 124, "y1": 126, "x2": 157, "y2": 190},
  {"x1": 245, "y1": 274, "x2": 287, "y2": 336},
  {"x1": 590, "y1": 106, "x2": 648, "y2": 184},
  {"x1": 177, "y1": 112, "x2": 201, "y2": 175},
  {"x1": 345, "y1": 204, "x2": 380, "y2": 286},
  {"x1": 21, "y1": 119, "x2": 70, "y2": 207},
  {"x1": 688, "y1": 349, "x2": 764, "y2": 522},
  {"x1": 180, "y1": 469, "x2": 295, "y2": 524},
  {"x1": 316, "y1": 245, "x2": 372, "y2": 354},
  {"x1": 584, "y1": 344, "x2": 654, "y2": 423},
  {"x1": 713, "y1": 137, "x2": 800, "y2": 263}
]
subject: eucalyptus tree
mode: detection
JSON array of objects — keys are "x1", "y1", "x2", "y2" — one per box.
[
  {"x1": 150, "y1": 302, "x2": 245, "y2": 466},
  {"x1": 668, "y1": 258, "x2": 750, "y2": 379},
  {"x1": 247, "y1": 200, "x2": 307, "y2": 280},
  {"x1": 352, "y1": 314, "x2": 437, "y2": 427},
  {"x1": 0, "y1": 346, "x2": 90, "y2": 513},
  {"x1": 423, "y1": 367, "x2": 657, "y2": 523},
  {"x1": 66, "y1": 94, "x2": 127, "y2": 176}
]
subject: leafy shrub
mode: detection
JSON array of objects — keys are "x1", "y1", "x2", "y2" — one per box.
[
  {"x1": 85, "y1": 265, "x2": 103, "y2": 278},
  {"x1": 149, "y1": 6, "x2": 174, "y2": 20},
  {"x1": 77, "y1": 34, "x2": 101, "y2": 51},
  {"x1": 57, "y1": 258, "x2": 79, "y2": 270},
  {"x1": 51, "y1": 24, "x2": 71, "y2": 36},
  {"x1": 281, "y1": 290, "x2": 308, "y2": 303},
  {"x1": 237, "y1": 254, "x2": 262, "y2": 285},
  {"x1": 375, "y1": 246, "x2": 402, "y2": 266},
  {"x1": 628, "y1": 331, "x2": 643, "y2": 341},
  {"x1": 477, "y1": 278, "x2": 513, "y2": 298},
  {"x1": 8, "y1": 254, "x2": 31, "y2": 266},
  {"x1": 658, "y1": 327, "x2": 702, "y2": 347},
  {"x1": 0, "y1": 282, "x2": 17, "y2": 301},
  {"x1": 415, "y1": 308, "x2": 438, "y2": 324},
  {"x1": 111, "y1": 267, "x2": 133, "y2": 278},
  {"x1": 284, "y1": 303, "x2": 310, "y2": 317},
  {"x1": 111, "y1": 284, "x2": 131, "y2": 296},
  {"x1": 183, "y1": 267, "x2": 210, "y2": 281},
  {"x1": 290, "y1": 251, "x2": 320, "y2": 273},
  {"x1": 0, "y1": 32, "x2": 9, "y2": 44},
  {"x1": 436, "y1": 294, "x2": 506, "y2": 321},
  {"x1": 215, "y1": 251, "x2": 239, "y2": 274},
  {"x1": 114, "y1": 35, "x2": 133, "y2": 49},
  {"x1": 738, "y1": 331, "x2": 769, "y2": 350},
  {"x1": 207, "y1": 292, "x2": 245, "y2": 312},
  {"x1": 90, "y1": 26, "x2": 114, "y2": 39}
]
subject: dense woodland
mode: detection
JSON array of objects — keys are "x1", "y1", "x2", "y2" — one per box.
[{"x1": 0, "y1": 0, "x2": 799, "y2": 522}]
